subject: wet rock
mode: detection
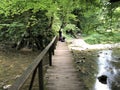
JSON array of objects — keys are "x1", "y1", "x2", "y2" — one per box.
[
  {"x1": 87, "y1": 50, "x2": 91, "y2": 52},
  {"x1": 3, "y1": 85, "x2": 11, "y2": 90},
  {"x1": 99, "y1": 51, "x2": 102, "y2": 53},
  {"x1": 105, "y1": 53, "x2": 108, "y2": 55},
  {"x1": 97, "y1": 75, "x2": 107, "y2": 84},
  {"x1": 118, "y1": 57, "x2": 120, "y2": 60},
  {"x1": 75, "y1": 61, "x2": 81, "y2": 64},
  {"x1": 81, "y1": 57, "x2": 86, "y2": 59},
  {"x1": 109, "y1": 48, "x2": 112, "y2": 50},
  {"x1": 97, "y1": 55, "x2": 100, "y2": 57},
  {"x1": 15, "y1": 75, "x2": 21, "y2": 79},
  {"x1": 11, "y1": 43, "x2": 17, "y2": 48}
]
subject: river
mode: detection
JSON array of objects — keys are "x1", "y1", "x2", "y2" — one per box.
[
  {"x1": 70, "y1": 39, "x2": 120, "y2": 90},
  {"x1": 94, "y1": 49, "x2": 120, "y2": 90}
]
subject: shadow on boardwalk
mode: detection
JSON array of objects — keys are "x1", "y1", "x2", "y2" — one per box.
[{"x1": 45, "y1": 41, "x2": 84, "y2": 90}]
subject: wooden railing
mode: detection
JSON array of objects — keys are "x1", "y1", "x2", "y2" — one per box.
[{"x1": 8, "y1": 36, "x2": 58, "y2": 90}]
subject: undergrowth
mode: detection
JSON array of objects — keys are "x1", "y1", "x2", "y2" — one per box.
[{"x1": 83, "y1": 32, "x2": 120, "y2": 44}]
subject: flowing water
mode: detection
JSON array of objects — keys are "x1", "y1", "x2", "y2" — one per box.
[
  {"x1": 73, "y1": 48, "x2": 120, "y2": 90},
  {"x1": 94, "y1": 49, "x2": 120, "y2": 90},
  {"x1": 70, "y1": 39, "x2": 120, "y2": 90}
]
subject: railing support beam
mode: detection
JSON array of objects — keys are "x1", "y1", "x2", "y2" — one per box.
[
  {"x1": 49, "y1": 47, "x2": 52, "y2": 66},
  {"x1": 38, "y1": 60, "x2": 44, "y2": 90},
  {"x1": 8, "y1": 36, "x2": 57, "y2": 90},
  {"x1": 29, "y1": 68, "x2": 37, "y2": 90}
]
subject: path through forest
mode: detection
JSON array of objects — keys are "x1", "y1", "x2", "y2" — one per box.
[{"x1": 45, "y1": 41, "x2": 84, "y2": 90}]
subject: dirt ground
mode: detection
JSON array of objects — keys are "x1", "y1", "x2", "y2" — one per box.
[{"x1": 0, "y1": 45, "x2": 40, "y2": 90}]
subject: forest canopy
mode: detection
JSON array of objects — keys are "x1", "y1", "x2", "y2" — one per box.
[{"x1": 0, "y1": 0, "x2": 120, "y2": 49}]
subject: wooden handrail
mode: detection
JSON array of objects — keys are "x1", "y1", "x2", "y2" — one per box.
[{"x1": 8, "y1": 36, "x2": 57, "y2": 90}]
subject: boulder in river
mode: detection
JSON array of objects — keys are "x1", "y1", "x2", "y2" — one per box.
[{"x1": 97, "y1": 75, "x2": 108, "y2": 84}]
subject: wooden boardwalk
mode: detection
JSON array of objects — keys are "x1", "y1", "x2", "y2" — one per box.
[{"x1": 45, "y1": 41, "x2": 83, "y2": 90}]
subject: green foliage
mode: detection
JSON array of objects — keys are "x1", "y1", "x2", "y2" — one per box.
[
  {"x1": 84, "y1": 32, "x2": 120, "y2": 44},
  {"x1": 0, "y1": 0, "x2": 56, "y2": 49},
  {"x1": 0, "y1": 0, "x2": 120, "y2": 48},
  {"x1": 0, "y1": 22, "x2": 25, "y2": 41},
  {"x1": 64, "y1": 24, "x2": 76, "y2": 31}
]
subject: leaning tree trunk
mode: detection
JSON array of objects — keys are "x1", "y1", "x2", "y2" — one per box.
[{"x1": 16, "y1": 26, "x2": 44, "y2": 51}]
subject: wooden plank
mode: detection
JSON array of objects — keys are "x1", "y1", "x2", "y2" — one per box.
[{"x1": 45, "y1": 42, "x2": 84, "y2": 90}]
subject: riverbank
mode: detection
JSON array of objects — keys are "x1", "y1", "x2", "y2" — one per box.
[
  {"x1": 67, "y1": 38, "x2": 120, "y2": 51},
  {"x1": 67, "y1": 38, "x2": 120, "y2": 90}
]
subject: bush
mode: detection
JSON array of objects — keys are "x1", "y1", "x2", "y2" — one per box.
[{"x1": 84, "y1": 32, "x2": 120, "y2": 44}]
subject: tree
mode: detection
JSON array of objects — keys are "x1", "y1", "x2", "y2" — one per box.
[
  {"x1": 0, "y1": 0, "x2": 120, "y2": 48},
  {"x1": 0, "y1": 0, "x2": 56, "y2": 50}
]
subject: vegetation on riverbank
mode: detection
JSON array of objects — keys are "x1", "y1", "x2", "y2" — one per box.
[
  {"x1": 82, "y1": 32, "x2": 120, "y2": 45},
  {"x1": 72, "y1": 48, "x2": 120, "y2": 90},
  {"x1": 72, "y1": 49, "x2": 98, "y2": 89}
]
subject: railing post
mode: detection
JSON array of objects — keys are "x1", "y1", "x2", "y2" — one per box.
[
  {"x1": 8, "y1": 36, "x2": 57, "y2": 90},
  {"x1": 49, "y1": 47, "x2": 52, "y2": 66},
  {"x1": 38, "y1": 60, "x2": 44, "y2": 90},
  {"x1": 52, "y1": 43, "x2": 55, "y2": 55},
  {"x1": 54, "y1": 36, "x2": 58, "y2": 49},
  {"x1": 29, "y1": 67, "x2": 37, "y2": 90}
]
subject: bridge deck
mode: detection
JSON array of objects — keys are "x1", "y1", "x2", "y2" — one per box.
[{"x1": 45, "y1": 41, "x2": 83, "y2": 90}]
